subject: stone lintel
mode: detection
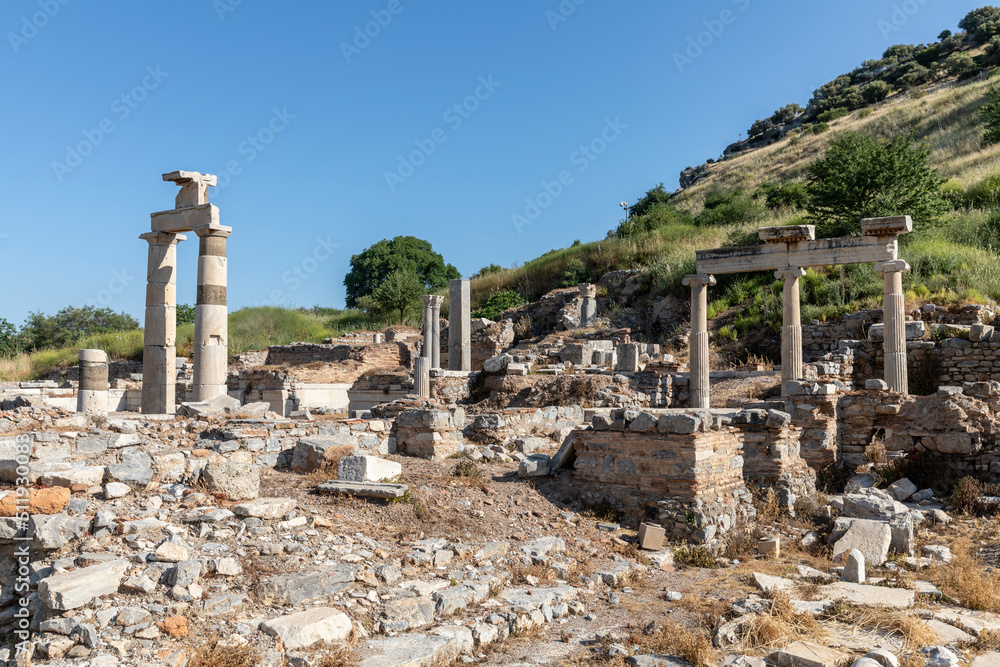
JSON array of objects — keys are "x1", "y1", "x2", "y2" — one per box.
[
  {"x1": 774, "y1": 267, "x2": 807, "y2": 280},
  {"x1": 758, "y1": 225, "x2": 815, "y2": 244},
  {"x1": 162, "y1": 171, "x2": 217, "y2": 186},
  {"x1": 682, "y1": 274, "x2": 716, "y2": 288},
  {"x1": 150, "y1": 204, "x2": 221, "y2": 234},
  {"x1": 875, "y1": 259, "x2": 910, "y2": 274},
  {"x1": 860, "y1": 216, "x2": 913, "y2": 236},
  {"x1": 696, "y1": 235, "x2": 896, "y2": 275}
]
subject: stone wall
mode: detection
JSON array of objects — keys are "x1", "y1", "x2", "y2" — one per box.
[
  {"x1": 467, "y1": 406, "x2": 584, "y2": 444},
  {"x1": 471, "y1": 319, "x2": 515, "y2": 372},
  {"x1": 264, "y1": 342, "x2": 410, "y2": 371},
  {"x1": 394, "y1": 406, "x2": 466, "y2": 459},
  {"x1": 731, "y1": 409, "x2": 816, "y2": 506},
  {"x1": 570, "y1": 409, "x2": 755, "y2": 549}
]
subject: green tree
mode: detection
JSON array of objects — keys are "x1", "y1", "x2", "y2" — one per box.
[
  {"x1": 861, "y1": 80, "x2": 893, "y2": 105},
  {"x1": 942, "y1": 51, "x2": 976, "y2": 77},
  {"x1": 470, "y1": 264, "x2": 505, "y2": 279},
  {"x1": 561, "y1": 259, "x2": 590, "y2": 287},
  {"x1": 939, "y1": 30, "x2": 953, "y2": 41},
  {"x1": 471, "y1": 290, "x2": 526, "y2": 320},
  {"x1": 960, "y1": 6, "x2": 1000, "y2": 43},
  {"x1": 629, "y1": 183, "x2": 673, "y2": 218},
  {"x1": 0, "y1": 317, "x2": 21, "y2": 357},
  {"x1": 176, "y1": 303, "x2": 196, "y2": 326},
  {"x1": 344, "y1": 236, "x2": 459, "y2": 308},
  {"x1": 356, "y1": 269, "x2": 425, "y2": 324},
  {"x1": 806, "y1": 133, "x2": 946, "y2": 236},
  {"x1": 20, "y1": 306, "x2": 140, "y2": 350},
  {"x1": 748, "y1": 118, "x2": 773, "y2": 138},
  {"x1": 981, "y1": 86, "x2": 1000, "y2": 145},
  {"x1": 984, "y1": 35, "x2": 1000, "y2": 66}
]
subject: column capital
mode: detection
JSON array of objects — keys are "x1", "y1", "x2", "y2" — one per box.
[
  {"x1": 774, "y1": 267, "x2": 807, "y2": 280},
  {"x1": 875, "y1": 259, "x2": 910, "y2": 274},
  {"x1": 682, "y1": 274, "x2": 716, "y2": 288},
  {"x1": 423, "y1": 294, "x2": 445, "y2": 308},
  {"x1": 140, "y1": 231, "x2": 187, "y2": 246},
  {"x1": 193, "y1": 225, "x2": 232, "y2": 239},
  {"x1": 578, "y1": 283, "x2": 597, "y2": 298}
]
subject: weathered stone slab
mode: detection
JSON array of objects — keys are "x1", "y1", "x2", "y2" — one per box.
[
  {"x1": 832, "y1": 519, "x2": 891, "y2": 567},
  {"x1": 260, "y1": 607, "x2": 352, "y2": 649},
  {"x1": 258, "y1": 564, "x2": 359, "y2": 605},
  {"x1": 201, "y1": 461, "x2": 259, "y2": 500},
  {"x1": 316, "y1": 480, "x2": 409, "y2": 499},
  {"x1": 338, "y1": 455, "x2": 401, "y2": 483},
  {"x1": 233, "y1": 497, "x2": 296, "y2": 520},
  {"x1": 769, "y1": 641, "x2": 851, "y2": 667},
  {"x1": 819, "y1": 581, "x2": 914, "y2": 608},
  {"x1": 361, "y1": 631, "x2": 466, "y2": 667},
  {"x1": 38, "y1": 560, "x2": 129, "y2": 611}
]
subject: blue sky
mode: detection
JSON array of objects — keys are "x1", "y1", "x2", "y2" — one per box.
[{"x1": 0, "y1": 0, "x2": 986, "y2": 325}]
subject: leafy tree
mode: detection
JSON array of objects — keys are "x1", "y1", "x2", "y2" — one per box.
[
  {"x1": 20, "y1": 306, "x2": 139, "y2": 351},
  {"x1": 176, "y1": 303, "x2": 196, "y2": 326},
  {"x1": 939, "y1": 30, "x2": 953, "y2": 41},
  {"x1": 883, "y1": 44, "x2": 916, "y2": 62},
  {"x1": 806, "y1": 133, "x2": 946, "y2": 236},
  {"x1": 344, "y1": 236, "x2": 459, "y2": 308},
  {"x1": 696, "y1": 186, "x2": 765, "y2": 227},
  {"x1": 616, "y1": 202, "x2": 694, "y2": 238},
  {"x1": 630, "y1": 183, "x2": 673, "y2": 218},
  {"x1": 942, "y1": 51, "x2": 976, "y2": 77},
  {"x1": 893, "y1": 62, "x2": 932, "y2": 89},
  {"x1": 0, "y1": 317, "x2": 21, "y2": 357},
  {"x1": 470, "y1": 264, "x2": 504, "y2": 279},
  {"x1": 471, "y1": 290, "x2": 526, "y2": 320},
  {"x1": 748, "y1": 118, "x2": 773, "y2": 138},
  {"x1": 561, "y1": 259, "x2": 590, "y2": 287},
  {"x1": 754, "y1": 182, "x2": 809, "y2": 210},
  {"x1": 771, "y1": 104, "x2": 803, "y2": 125},
  {"x1": 356, "y1": 269, "x2": 424, "y2": 324},
  {"x1": 981, "y1": 86, "x2": 1000, "y2": 145},
  {"x1": 959, "y1": 6, "x2": 1000, "y2": 43},
  {"x1": 861, "y1": 80, "x2": 893, "y2": 105},
  {"x1": 984, "y1": 35, "x2": 1000, "y2": 67}
]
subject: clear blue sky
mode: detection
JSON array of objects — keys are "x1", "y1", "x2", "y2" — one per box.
[{"x1": 0, "y1": 0, "x2": 986, "y2": 325}]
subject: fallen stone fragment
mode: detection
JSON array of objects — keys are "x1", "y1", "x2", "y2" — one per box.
[
  {"x1": 258, "y1": 564, "x2": 359, "y2": 605},
  {"x1": 819, "y1": 581, "x2": 914, "y2": 608},
  {"x1": 338, "y1": 455, "x2": 401, "y2": 483},
  {"x1": 831, "y1": 519, "x2": 891, "y2": 567},
  {"x1": 842, "y1": 549, "x2": 865, "y2": 584},
  {"x1": 316, "y1": 480, "x2": 409, "y2": 499},
  {"x1": 261, "y1": 608, "x2": 352, "y2": 650},
  {"x1": 233, "y1": 497, "x2": 296, "y2": 520},
  {"x1": 360, "y1": 631, "x2": 468, "y2": 667},
  {"x1": 769, "y1": 640, "x2": 851, "y2": 667},
  {"x1": 202, "y1": 461, "x2": 259, "y2": 500},
  {"x1": 518, "y1": 454, "x2": 550, "y2": 478},
  {"x1": 38, "y1": 560, "x2": 129, "y2": 611}
]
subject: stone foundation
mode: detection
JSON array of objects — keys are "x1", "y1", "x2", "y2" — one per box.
[
  {"x1": 394, "y1": 406, "x2": 466, "y2": 459},
  {"x1": 731, "y1": 409, "x2": 816, "y2": 506}
]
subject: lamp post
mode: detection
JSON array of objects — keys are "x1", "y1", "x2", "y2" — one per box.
[{"x1": 620, "y1": 200, "x2": 629, "y2": 222}]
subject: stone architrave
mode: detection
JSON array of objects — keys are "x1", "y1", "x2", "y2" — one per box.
[
  {"x1": 876, "y1": 259, "x2": 910, "y2": 393},
  {"x1": 77, "y1": 349, "x2": 109, "y2": 414},
  {"x1": 448, "y1": 280, "x2": 471, "y2": 372},
  {"x1": 579, "y1": 283, "x2": 597, "y2": 328},
  {"x1": 140, "y1": 231, "x2": 186, "y2": 414},
  {"x1": 775, "y1": 267, "x2": 807, "y2": 395},
  {"x1": 682, "y1": 274, "x2": 716, "y2": 409}
]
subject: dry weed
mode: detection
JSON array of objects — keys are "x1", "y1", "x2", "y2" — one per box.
[
  {"x1": 927, "y1": 539, "x2": 1000, "y2": 612},
  {"x1": 511, "y1": 562, "x2": 556, "y2": 586},
  {"x1": 630, "y1": 623, "x2": 715, "y2": 667},
  {"x1": 736, "y1": 590, "x2": 823, "y2": 652},
  {"x1": 313, "y1": 643, "x2": 359, "y2": 667},
  {"x1": 823, "y1": 602, "x2": 937, "y2": 649},
  {"x1": 186, "y1": 637, "x2": 256, "y2": 667}
]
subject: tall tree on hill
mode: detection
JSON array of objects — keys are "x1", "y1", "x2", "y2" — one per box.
[
  {"x1": 344, "y1": 236, "x2": 459, "y2": 308},
  {"x1": 356, "y1": 269, "x2": 425, "y2": 324},
  {"x1": 959, "y1": 6, "x2": 1000, "y2": 43},
  {"x1": 806, "y1": 133, "x2": 946, "y2": 236}
]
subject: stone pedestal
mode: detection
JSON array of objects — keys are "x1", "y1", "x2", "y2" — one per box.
[
  {"x1": 683, "y1": 274, "x2": 715, "y2": 409},
  {"x1": 414, "y1": 357, "x2": 430, "y2": 398},
  {"x1": 776, "y1": 267, "x2": 806, "y2": 396},
  {"x1": 140, "y1": 231, "x2": 185, "y2": 414},
  {"x1": 192, "y1": 227, "x2": 232, "y2": 401},
  {"x1": 877, "y1": 260, "x2": 910, "y2": 393},
  {"x1": 448, "y1": 280, "x2": 471, "y2": 372},
  {"x1": 77, "y1": 349, "x2": 109, "y2": 414},
  {"x1": 422, "y1": 295, "x2": 444, "y2": 369},
  {"x1": 615, "y1": 343, "x2": 640, "y2": 373},
  {"x1": 579, "y1": 283, "x2": 597, "y2": 328}
]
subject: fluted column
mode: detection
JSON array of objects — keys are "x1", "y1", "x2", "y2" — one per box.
[
  {"x1": 683, "y1": 274, "x2": 715, "y2": 409},
  {"x1": 414, "y1": 357, "x2": 431, "y2": 398},
  {"x1": 192, "y1": 226, "x2": 232, "y2": 401},
  {"x1": 877, "y1": 259, "x2": 910, "y2": 393},
  {"x1": 776, "y1": 267, "x2": 807, "y2": 396},
  {"x1": 140, "y1": 231, "x2": 185, "y2": 413},
  {"x1": 429, "y1": 295, "x2": 443, "y2": 369},
  {"x1": 422, "y1": 295, "x2": 434, "y2": 360}
]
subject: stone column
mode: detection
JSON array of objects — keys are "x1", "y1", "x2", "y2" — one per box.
[
  {"x1": 775, "y1": 267, "x2": 807, "y2": 396},
  {"x1": 682, "y1": 274, "x2": 715, "y2": 409},
  {"x1": 877, "y1": 259, "x2": 910, "y2": 393},
  {"x1": 77, "y1": 349, "x2": 109, "y2": 414},
  {"x1": 414, "y1": 356, "x2": 431, "y2": 398},
  {"x1": 140, "y1": 231, "x2": 185, "y2": 414},
  {"x1": 448, "y1": 280, "x2": 471, "y2": 372},
  {"x1": 579, "y1": 283, "x2": 597, "y2": 328},
  {"x1": 422, "y1": 295, "x2": 434, "y2": 360},
  {"x1": 429, "y1": 295, "x2": 443, "y2": 369},
  {"x1": 192, "y1": 227, "x2": 232, "y2": 401}
]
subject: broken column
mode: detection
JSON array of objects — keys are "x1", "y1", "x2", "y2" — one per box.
[
  {"x1": 140, "y1": 231, "x2": 185, "y2": 414},
  {"x1": 77, "y1": 349, "x2": 109, "y2": 414},
  {"x1": 683, "y1": 274, "x2": 715, "y2": 409},
  {"x1": 877, "y1": 259, "x2": 910, "y2": 393},
  {"x1": 192, "y1": 227, "x2": 232, "y2": 401},
  {"x1": 448, "y1": 279, "x2": 471, "y2": 372},
  {"x1": 579, "y1": 283, "x2": 597, "y2": 328},
  {"x1": 775, "y1": 267, "x2": 806, "y2": 395},
  {"x1": 414, "y1": 357, "x2": 430, "y2": 398}
]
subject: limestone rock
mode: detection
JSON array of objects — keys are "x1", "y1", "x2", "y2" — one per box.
[
  {"x1": 482, "y1": 354, "x2": 513, "y2": 374},
  {"x1": 103, "y1": 482, "x2": 132, "y2": 499},
  {"x1": 258, "y1": 564, "x2": 359, "y2": 605},
  {"x1": 233, "y1": 497, "x2": 296, "y2": 520},
  {"x1": 261, "y1": 608, "x2": 352, "y2": 650},
  {"x1": 38, "y1": 560, "x2": 129, "y2": 611},
  {"x1": 832, "y1": 519, "x2": 891, "y2": 567},
  {"x1": 842, "y1": 549, "x2": 865, "y2": 584},
  {"x1": 886, "y1": 478, "x2": 917, "y2": 502},
  {"x1": 338, "y1": 455, "x2": 401, "y2": 483},
  {"x1": 202, "y1": 461, "x2": 259, "y2": 500},
  {"x1": 292, "y1": 435, "x2": 356, "y2": 473},
  {"x1": 518, "y1": 454, "x2": 551, "y2": 478},
  {"x1": 769, "y1": 641, "x2": 851, "y2": 667},
  {"x1": 178, "y1": 393, "x2": 241, "y2": 416}
]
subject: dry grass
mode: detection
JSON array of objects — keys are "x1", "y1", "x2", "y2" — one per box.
[
  {"x1": 511, "y1": 562, "x2": 556, "y2": 586},
  {"x1": 186, "y1": 637, "x2": 256, "y2": 667},
  {"x1": 630, "y1": 623, "x2": 715, "y2": 667},
  {"x1": 823, "y1": 602, "x2": 938, "y2": 649},
  {"x1": 927, "y1": 539, "x2": 1000, "y2": 612},
  {"x1": 313, "y1": 643, "x2": 359, "y2": 667},
  {"x1": 735, "y1": 590, "x2": 824, "y2": 652}
]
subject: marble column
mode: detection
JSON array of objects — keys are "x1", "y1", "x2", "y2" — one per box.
[
  {"x1": 877, "y1": 259, "x2": 910, "y2": 393},
  {"x1": 77, "y1": 349, "x2": 109, "y2": 414},
  {"x1": 192, "y1": 226, "x2": 232, "y2": 401},
  {"x1": 140, "y1": 231, "x2": 185, "y2": 414},
  {"x1": 429, "y1": 295, "x2": 443, "y2": 369},
  {"x1": 683, "y1": 274, "x2": 715, "y2": 409},
  {"x1": 414, "y1": 356, "x2": 431, "y2": 398},
  {"x1": 422, "y1": 295, "x2": 434, "y2": 360},
  {"x1": 579, "y1": 283, "x2": 597, "y2": 328},
  {"x1": 775, "y1": 267, "x2": 807, "y2": 396},
  {"x1": 448, "y1": 280, "x2": 471, "y2": 372}
]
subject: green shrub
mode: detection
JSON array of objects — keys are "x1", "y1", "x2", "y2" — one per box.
[
  {"x1": 817, "y1": 107, "x2": 850, "y2": 122},
  {"x1": 560, "y1": 258, "x2": 591, "y2": 287},
  {"x1": 471, "y1": 290, "x2": 527, "y2": 321},
  {"x1": 965, "y1": 171, "x2": 1000, "y2": 208},
  {"x1": 809, "y1": 123, "x2": 831, "y2": 134},
  {"x1": 940, "y1": 179, "x2": 967, "y2": 208},
  {"x1": 695, "y1": 187, "x2": 765, "y2": 226}
]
